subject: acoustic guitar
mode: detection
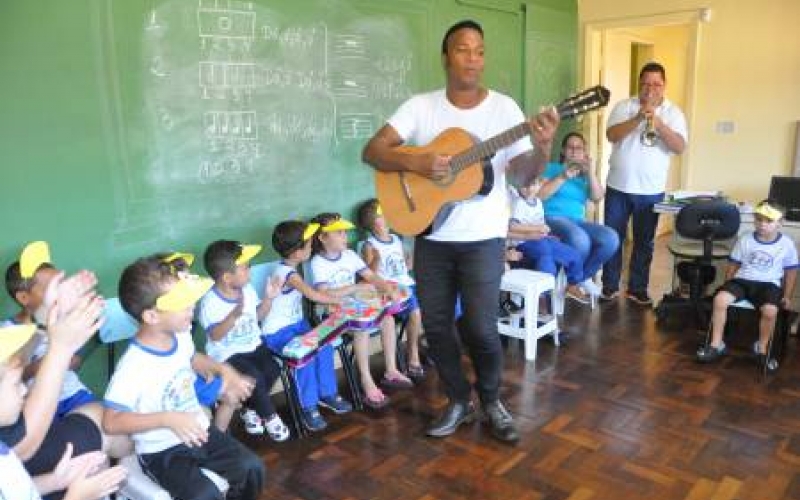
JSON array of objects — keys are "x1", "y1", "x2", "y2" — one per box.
[{"x1": 374, "y1": 85, "x2": 610, "y2": 236}]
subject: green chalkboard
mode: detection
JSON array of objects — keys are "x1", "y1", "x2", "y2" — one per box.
[{"x1": 0, "y1": 0, "x2": 576, "y2": 390}]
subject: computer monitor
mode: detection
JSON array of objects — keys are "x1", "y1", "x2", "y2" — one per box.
[{"x1": 768, "y1": 176, "x2": 800, "y2": 221}]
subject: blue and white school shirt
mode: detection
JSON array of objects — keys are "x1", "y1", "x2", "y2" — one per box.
[
  {"x1": 198, "y1": 284, "x2": 262, "y2": 362},
  {"x1": 0, "y1": 440, "x2": 41, "y2": 499},
  {"x1": 508, "y1": 186, "x2": 546, "y2": 246},
  {"x1": 309, "y1": 249, "x2": 367, "y2": 289},
  {"x1": 365, "y1": 234, "x2": 414, "y2": 287},
  {"x1": 730, "y1": 232, "x2": 799, "y2": 286},
  {"x1": 261, "y1": 263, "x2": 304, "y2": 335},
  {"x1": 104, "y1": 332, "x2": 208, "y2": 455}
]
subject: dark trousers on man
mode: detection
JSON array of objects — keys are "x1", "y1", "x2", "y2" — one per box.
[
  {"x1": 602, "y1": 186, "x2": 664, "y2": 293},
  {"x1": 413, "y1": 237, "x2": 505, "y2": 405}
]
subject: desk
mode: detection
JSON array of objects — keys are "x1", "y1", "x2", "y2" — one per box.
[{"x1": 655, "y1": 200, "x2": 800, "y2": 327}]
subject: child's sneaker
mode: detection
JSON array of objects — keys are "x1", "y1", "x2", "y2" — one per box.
[
  {"x1": 319, "y1": 394, "x2": 353, "y2": 414},
  {"x1": 580, "y1": 278, "x2": 602, "y2": 297},
  {"x1": 301, "y1": 408, "x2": 328, "y2": 432},
  {"x1": 264, "y1": 413, "x2": 290, "y2": 441},
  {"x1": 240, "y1": 408, "x2": 265, "y2": 435},
  {"x1": 696, "y1": 342, "x2": 726, "y2": 363}
]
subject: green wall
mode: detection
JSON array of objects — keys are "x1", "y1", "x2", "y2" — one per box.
[{"x1": 0, "y1": 0, "x2": 577, "y2": 391}]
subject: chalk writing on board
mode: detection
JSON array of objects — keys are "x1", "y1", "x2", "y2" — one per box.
[{"x1": 116, "y1": 0, "x2": 418, "y2": 241}]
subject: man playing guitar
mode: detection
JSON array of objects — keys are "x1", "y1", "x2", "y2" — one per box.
[{"x1": 362, "y1": 19, "x2": 559, "y2": 444}]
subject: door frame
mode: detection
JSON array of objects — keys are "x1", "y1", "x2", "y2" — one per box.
[{"x1": 580, "y1": 10, "x2": 705, "y2": 189}]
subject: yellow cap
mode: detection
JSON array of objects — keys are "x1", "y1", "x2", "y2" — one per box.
[
  {"x1": 376, "y1": 204, "x2": 383, "y2": 216},
  {"x1": 321, "y1": 219, "x2": 355, "y2": 232},
  {"x1": 754, "y1": 202, "x2": 783, "y2": 222},
  {"x1": 302, "y1": 222, "x2": 321, "y2": 241},
  {"x1": 0, "y1": 324, "x2": 37, "y2": 363},
  {"x1": 155, "y1": 276, "x2": 214, "y2": 312},
  {"x1": 163, "y1": 252, "x2": 195, "y2": 267},
  {"x1": 20, "y1": 241, "x2": 51, "y2": 279},
  {"x1": 235, "y1": 244, "x2": 262, "y2": 265}
]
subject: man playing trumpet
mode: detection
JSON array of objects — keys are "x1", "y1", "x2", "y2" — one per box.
[{"x1": 600, "y1": 62, "x2": 689, "y2": 306}]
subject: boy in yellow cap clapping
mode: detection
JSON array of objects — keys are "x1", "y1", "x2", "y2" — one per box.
[{"x1": 198, "y1": 240, "x2": 289, "y2": 441}]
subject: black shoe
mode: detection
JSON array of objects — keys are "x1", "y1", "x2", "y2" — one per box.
[
  {"x1": 425, "y1": 401, "x2": 475, "y2": 438},
  {"x1": 625, "y1": 290, "x2": 653, "y2": 306},
  {"x1": 482, "y1": 400, "x2": 519, "y2": 444},
  {"x1": 599, "y1": 287, "x2": 620, "y2": 301},
  {"x1": 696, "y1": 342, "x2": 726, "y2": 363}
]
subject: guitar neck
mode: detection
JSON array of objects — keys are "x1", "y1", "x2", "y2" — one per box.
[{"x1": 449, "y1": 100, "x2": 582, "y2": 173}]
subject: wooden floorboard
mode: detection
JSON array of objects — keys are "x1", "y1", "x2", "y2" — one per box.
[{"x1": 236, "y1": 237, "x2": 800, "y2": 500}]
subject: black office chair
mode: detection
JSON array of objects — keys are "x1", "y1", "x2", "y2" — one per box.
[{"x1": 654, "y1": 199, "x2": 741, "y2": 329}]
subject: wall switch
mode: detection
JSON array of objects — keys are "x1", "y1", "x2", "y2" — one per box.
[{"x1": 715, "y1": 121, "x2": 735, "y2": 134}]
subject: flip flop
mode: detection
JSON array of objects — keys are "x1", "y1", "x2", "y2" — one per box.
[
  {"x1": 363, "y1": 388, "x2": 390, "y2": 410},
  {"x1": 381, "y1": 373, "x2": 414, "y2": 389}
]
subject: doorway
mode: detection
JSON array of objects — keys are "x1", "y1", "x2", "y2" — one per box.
[{"x1": 582, "y1": 12, "x2": 703, "y2": 232}]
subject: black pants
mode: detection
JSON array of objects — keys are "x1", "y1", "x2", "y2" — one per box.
[
  {"x1": 227, "y1": 344, "x2": 281, "y2": 419},
  {"x1": 140, "y1": 426, "x2": 266, "y2": 500},
  {"x1": 414, "y1": 237, "x2": 505, "y2": 404}
]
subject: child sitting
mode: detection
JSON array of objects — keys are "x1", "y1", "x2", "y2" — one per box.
[
  {"x1": 103, "y1": 254, "x2": 265, "y2": 500},
  {"x1": 262, "y1": 220, "x2": 353, "y2": 431},
  {"x1": 309, "y1": 212, "x2": 413, "y2": 410},
  {"x1": 198, "y1": 241, "x2": 289, "y2": 442},
  {"x1": 0, "y1": 323, "x2": 128, "y2": 500},
  {"x1": 356, "y1": 198, "x2": 425, "y2": 381},
  {"x1": 4, "y1": 242, "x2": 132, "y2": 470},
  {"x1": 697, "y1": 200, "x2": 798, "y2": 365},
  {"x1": 507, "y1": 180, "x2": 598, "y2": 303},
  {"x1": 159, "y1": 251, "x2": 242, "y2": 433}
]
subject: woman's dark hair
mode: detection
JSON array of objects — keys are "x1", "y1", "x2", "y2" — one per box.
[{"x1": 559, "y1": 131, "x2": 586, "y2": 163}]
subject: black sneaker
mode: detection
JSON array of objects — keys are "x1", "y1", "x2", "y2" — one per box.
[
  {"x1": 626, "y1": 290, "x2": 653, "y2": 306},
  {"x1": 697, "y1": 342, "x2": 726, "y2": 363},
  {"x1": 599, "y1": 287, "x2": 619, "y2": 301}
]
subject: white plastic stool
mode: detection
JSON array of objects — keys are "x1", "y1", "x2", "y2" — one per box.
[
  {"x1": 116, "y1": 454, "x2": 229, "y2": 500},
  {"x1": 497, "y1": 269, "x2": 558, "y2": 361}
]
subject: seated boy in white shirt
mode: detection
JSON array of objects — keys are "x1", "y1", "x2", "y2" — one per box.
[{"x1": 103, "y1": 255, "x2": 265, "y2": 500}]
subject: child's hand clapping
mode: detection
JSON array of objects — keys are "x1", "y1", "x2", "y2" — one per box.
[
  {"x1": 47, "y1": 290, "x2": 104, "y2": 355},
  {"x1": 264, "y1": 275, "x2": 283, "y2": 300},
  {"x1": 165, "y1": 412, "x2": 209, "y2": 448}
]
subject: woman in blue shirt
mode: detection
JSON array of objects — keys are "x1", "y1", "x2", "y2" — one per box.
[{"x1": 539, "y1": 132, "x2": 619, "y2": 294}]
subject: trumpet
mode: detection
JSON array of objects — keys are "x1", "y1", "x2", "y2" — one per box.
[{"x1": 641, "y1": 115, "x2": 658, "y2": 147}]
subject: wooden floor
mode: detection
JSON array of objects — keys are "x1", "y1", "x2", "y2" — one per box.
[{"x1": 241, "y1": 237, "x2": 800, "y2": 500}]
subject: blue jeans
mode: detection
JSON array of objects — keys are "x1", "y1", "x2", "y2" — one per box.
[
  {"x1": 413, "y1": 237, "x2": 505, "y2": 404},
  {"x1": 545, "y1": 216, "x2": 619, "y2": 280},
  {"x1": 602, "y1": 187, "x2": 664, "y2": 292},
  {"x1": 515, "y1": 237, "x2": 583, "y2": 284}
]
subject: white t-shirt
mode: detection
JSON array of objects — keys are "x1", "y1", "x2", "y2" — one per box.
[
  {"x1": 104, "y1": 332, "x2": 209, "y2": 455},
  {"x1": 310, "y1": 249, "x2": 367, "y2": 288},
  {"x1": 198, "y1": 285, "x2": 262, "y2": 362},
  {"x1": 364, "y1": 234, "x2": 415, "y2": 287},
  {"x1": 508, "y1": 186, "x2": 545, "y2": 246},
  {"x1": 388, "y1": 89, "x2": 533, "y2": 242},
  {"x1": 731, "y1": 232, "x2": 799, "y2": 286},
  {"x1": 261, "y1": 263, "x2": 304, "y2": 335},
  {"x1": 0, "y1": 441, "x2": 41, "y2": 500},
  {"x1": 605, "y1": 97, "x2": 688, "y2": 194}
]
